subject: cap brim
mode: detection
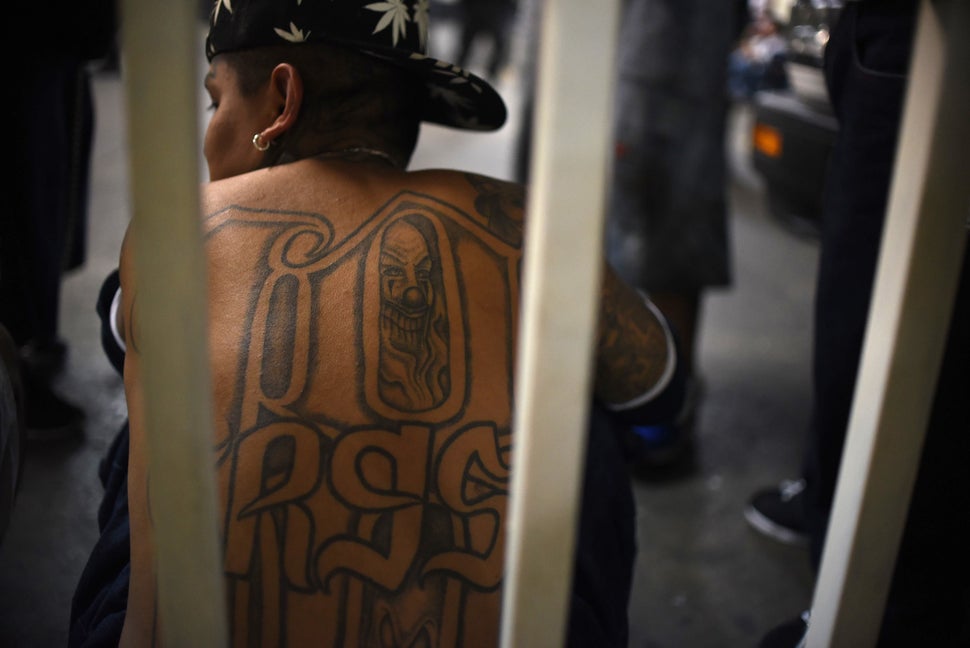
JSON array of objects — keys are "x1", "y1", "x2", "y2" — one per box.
[{"x1": 358, "y1": 46, "x2": 508, "y2": 132}]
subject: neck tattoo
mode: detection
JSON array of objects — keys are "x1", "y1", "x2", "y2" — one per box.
[{"x1": 315, "y1": 147, "x2": 398, "y2": 168}]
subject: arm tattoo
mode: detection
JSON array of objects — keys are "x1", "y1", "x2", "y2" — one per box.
[
  {"x1": 206, "y1": 191, "x2": 521, "y2": 647},
  {"x1": 463, "y1": 173, "x2": 525, "y2": 248},
  {"x1": 594, "y1": 268, "x2": 670, "y2": 405}
]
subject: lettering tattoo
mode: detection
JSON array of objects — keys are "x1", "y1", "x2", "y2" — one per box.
[
  {"x1": 206, "y1": 191, "x2": 521, "y2": 647},
  {"x1": 127, "y1": 178, "x2": 665, "y2": 645}
]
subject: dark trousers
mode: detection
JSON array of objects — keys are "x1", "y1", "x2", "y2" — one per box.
[
  {"x1": 455, "y1": 1, "x2": 516, "y2": 78},
  {"x1": 804, "y1": 1, "x2": 970, "y2": 643},
  {"x1": 1, "y1": 60, "x2": 93, "y2": 348}
]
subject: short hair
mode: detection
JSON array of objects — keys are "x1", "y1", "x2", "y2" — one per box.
[{"x1": 221, "y1": 42, "x2": 423, "y2": 164}]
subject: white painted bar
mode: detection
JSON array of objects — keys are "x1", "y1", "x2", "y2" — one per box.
[
  {"x1": 806, "y1": 1, "x2": 970, "y2": 645},
  {"x1": 119, "y1": 1, "x2": 228, "y2": 646},
  {"x1": 500, "y1": 2, "x2": 621, "y2": 647}
]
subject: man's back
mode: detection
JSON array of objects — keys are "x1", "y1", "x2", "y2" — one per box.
[{"x1": 120, "y1": 159, "x2": 527, "y2": 647}]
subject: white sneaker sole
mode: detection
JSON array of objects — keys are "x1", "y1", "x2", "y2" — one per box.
[{"x1": 743, "y1": 504, "x2": 811, "y2": 547}]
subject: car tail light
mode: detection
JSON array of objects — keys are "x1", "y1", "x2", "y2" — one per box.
[{"x1": 754, "y1": 123, "x2": 783, "y2": 158}]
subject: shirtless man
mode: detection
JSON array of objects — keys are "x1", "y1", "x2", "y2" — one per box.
[{"x1": 117, "y1": 1, "x2": 681, "y2": 646}]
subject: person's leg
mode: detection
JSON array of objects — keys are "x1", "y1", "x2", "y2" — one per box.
[
  {"x1": 69, "y1": 423, "x2": 131, "y2": 648},
  {"x1": 64, "y1": 64, "x2": 95, "y2": 275},
  {"x1": 878, "y1": 241, "x2": 970, "y2": 646},
  {"x1": 803, "y1": 0, "x2": 917, "y2": 570},
  {"x1": 0, "y1": 324, "x2": 25, "y2": 545},
  {"x1": 568, "y1": 404, "x2": 636, "y2": 647},
  {"x1": 483, "y1": 6, "x2": 515, "y2": 80},
  {"x1": 485, "y1": 30, "x2": 508, "y2": 80},
  {"x1": 4, "y1": 63, "x2": 69, "y2": 351},
  {"x1": 648, "y1": 292, "x2": 700, "y2": 380},
  {"x1": 604, "y1": 0, "x2": 735, "y2": 476},
  {"x1": 454, "y1": 7, "x2": 478, "y2": 72},
  {"x1": 24, "y1": 61, "x2": 74, "y2": 356},
  {"x1": 4, "y1": 59, "x2": 87, "y2": 440},
  {"x1": 745, "y1": 0, "x2": 920, "y2": 558}
]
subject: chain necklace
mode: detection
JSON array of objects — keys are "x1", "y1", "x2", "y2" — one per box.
[{"x1": 315, "y1": 147, "x2": 399, "y2": 168}]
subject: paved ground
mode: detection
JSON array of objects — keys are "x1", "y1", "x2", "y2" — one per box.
[{"x1": 0, "y1": 18, "x2": 819, "y2": 648}]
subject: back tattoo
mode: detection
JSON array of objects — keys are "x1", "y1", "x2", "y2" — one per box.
[{"x1": 204, "y1": 190, "x2": 522, "y2": 647}]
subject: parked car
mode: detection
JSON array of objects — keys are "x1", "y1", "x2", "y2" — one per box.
[{"x1": 750, "y1": 0, "x2": 844, "y2": 236}]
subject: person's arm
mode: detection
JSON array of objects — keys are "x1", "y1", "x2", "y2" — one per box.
[
  {"x1": 116, "y1": 227, "x2": 159, "y2": 648},
  {"x1": 593, "y1": 264, "x2": 684, "y2": 424}
]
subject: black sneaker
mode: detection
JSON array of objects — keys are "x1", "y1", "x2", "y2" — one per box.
[
  {"x1": 19, "y1": 338, "x2": 68, "y2": 380},
  {"x1": 623, "y1": 378, "x2": 702, "y2": 481},
  {"x1": 22, "y1": 371, "x2": 84, "y2": 442},
  {"x1": 759, "y1": 611, "x2": 810, "y2": 648},
  {"x1": 744, "y1": 478, "x2": 810, "y2": 546}
]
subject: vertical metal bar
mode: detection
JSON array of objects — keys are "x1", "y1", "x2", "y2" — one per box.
[
  {"x1": 500, "y1": 2, "x2": 621, "y2": 646},
  {"x1": 120, "y1": 1, "x2": 228, "y2": 646},
  {"x1": 806, "y1": 1, "x2": 969, "y2": 645}
]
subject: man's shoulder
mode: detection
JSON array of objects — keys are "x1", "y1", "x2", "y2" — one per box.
[
  {"x1": 409, "y1": 169, "x2": 527, "y2": 248},
  {"x1": 200, "y1": 165, "x2": 527, "y2": 250}
]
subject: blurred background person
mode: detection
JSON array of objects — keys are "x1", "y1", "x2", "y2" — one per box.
[
  {"x1": 514, "y1": 0, "x2": 747, "y2": 477},
  {"x1": 747, "y1": 1, "x2": 970, "y2": 644},
  {"x1": 728, "y1": 10, "x2": 789, "y2": 102},
  {"x1": 453, "y1": 0, "x2": 519, "y2": 82},
  {"x1": 601, "y1": 0, "x2": 748, "y2": 476},
  {"x1": 2, "y1": 1, "x2": 117, "y2": 440}
]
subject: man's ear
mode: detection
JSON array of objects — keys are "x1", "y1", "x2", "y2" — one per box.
[{"x1": 261, "y1": 63, "x2": 303, "y2": 141}]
